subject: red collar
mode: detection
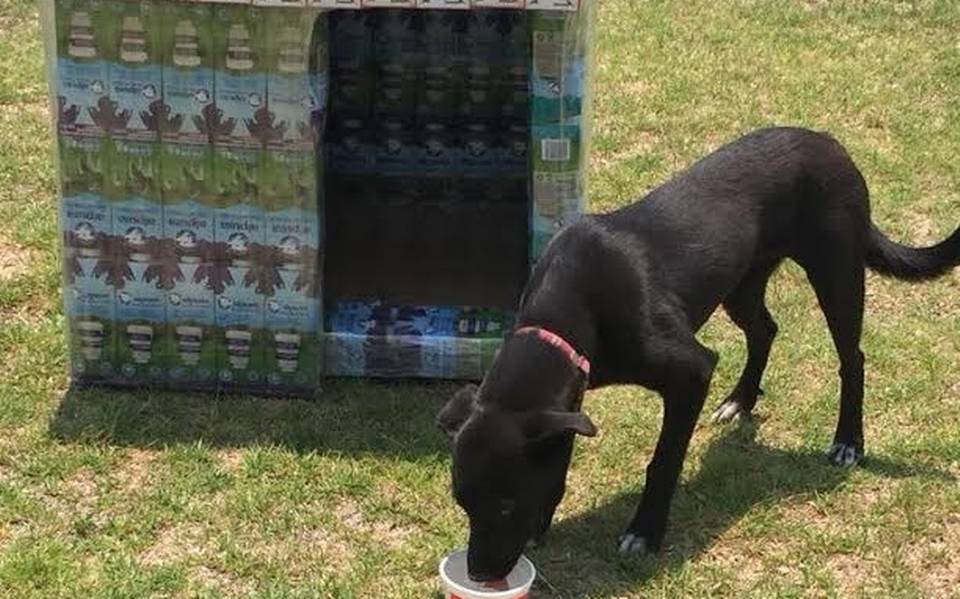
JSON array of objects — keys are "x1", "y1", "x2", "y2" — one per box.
[{"x1": 514, "y1": 326, "x2": 591, "y2": 378}]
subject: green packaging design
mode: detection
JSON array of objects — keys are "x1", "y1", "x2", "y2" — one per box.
[
  {"x1": 261, "y1": 149, "x2": 321, "y2": 391},
  {"x1": 109, "y1": 139, "x2": 167, "y2": 384},
  {"x1": 530, "y1": 11, "x2": 585, "y2": 125},
  {"x1": 213, "y1": 4, "x2": 267, "y2": 148},
  {"x1": 54, "y1": 0, "x2": 109, "y2": 137},
  {"x1": 531, "y1": 121, "x2": 584, "y2": 259},
  {"x1": 46, "y1": 1, "x2": 594, "y2": 387},
  {"x1": 59, "y1": 134, "x2": 116, "y2": 382},
  {"x1": 264, "y1": 9, "x2": 317, "y2": 150},
  {"x1": 101, "y1": 0, "x2": 163, "y2": 140},
  {"x1": 328, "y1": 10, "x2": 374, "y2": 119},
  {"x1": 160, "y1": 143, "x2": 218, "y2": 387},
  {"x1": 159, "y1": 2, "x2": 215, "y2": 145},
  {"x1": 212, "y1": 145, "x2": 269, "y2": 390}
]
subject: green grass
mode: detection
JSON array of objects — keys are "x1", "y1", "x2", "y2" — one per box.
[{"x1": 1, "y1": 0, "x2": 959, "y2": 597}]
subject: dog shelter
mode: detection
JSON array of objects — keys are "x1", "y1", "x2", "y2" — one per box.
[{"x1": 41, "y1": 0, "x2": 593, "y2": 395}]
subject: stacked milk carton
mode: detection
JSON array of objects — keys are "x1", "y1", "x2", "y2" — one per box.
[
  {"x1": 529, "y1": 9, "x2": 589, "y2": 259},
  {"x1": 54, "y1": 0, "x2": 326, "y2": 393},
  {"x1": 325, "y1": 10, "x2": 532, "y2": 209},
  {"x1": 49, "y1": 0, "x2": 592, "y2": 386}
]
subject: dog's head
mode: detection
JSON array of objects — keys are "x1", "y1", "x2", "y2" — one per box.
[{"x1": 438, "y1": 382, "x2": 596, "y2": 581}]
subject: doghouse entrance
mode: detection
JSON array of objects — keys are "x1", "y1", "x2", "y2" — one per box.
[{"x1": 321, "y1": 8, "x2": 531, "y2": 375}]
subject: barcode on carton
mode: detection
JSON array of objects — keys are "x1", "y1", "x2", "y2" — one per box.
[{"x1": 541, "y1": 138, "x2": 571, "y2": 162}]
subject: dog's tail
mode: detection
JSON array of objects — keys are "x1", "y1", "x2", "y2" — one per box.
[{"x1": 866, "y1": 223, "x2": 960, "y2": 281}]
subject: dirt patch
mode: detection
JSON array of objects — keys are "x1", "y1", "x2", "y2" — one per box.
[
  {"x1": 218, "y1": 449, "x2": 246, "y2": 474},
  {"x1": 113, "y1": 449, "x2": 160, "y2": 495},
  {"x1": 295, "y1": 525, "x2": 355, "y2": 571},
  {"x1": 29, "y1": 468, "x2": 101, "y2": 525},
  {"x1": 903, "y1": 515, "x2": 960, "y2": 599},
  {"x1": 0, "y1": 235, "x2": 38, "y2": 282},
  {"x1": 827, "y1": 551, "x2": 883, "y2": 597},
  {"x1": 190, "y1": 564, "x2": 253, "y2": 596},
  {"x1": 138, "y1": 522, "x2": 209, "y2": 567},
  {"x1": 335, "y1": 498, "x2": 417, "y2": 549}
]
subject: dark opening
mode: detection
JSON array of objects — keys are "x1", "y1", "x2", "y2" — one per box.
[{"x1": 320, "y1": 8, "x2": 531, "y2": 313}]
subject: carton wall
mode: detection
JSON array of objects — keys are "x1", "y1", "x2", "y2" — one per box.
[{"x1": 44, "y1": 0, "x2": 592, "y2": 389}]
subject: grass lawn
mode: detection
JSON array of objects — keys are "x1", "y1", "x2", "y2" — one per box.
[{"x1": 1, "y1": 0, "x2": 958, "y2": 596}]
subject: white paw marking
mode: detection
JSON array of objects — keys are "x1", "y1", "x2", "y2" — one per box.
[
  {"x1": 827, "y1": 443, "x2": 861, "y2": 468},
  {"x1": 617, "y1": 533, "x2": 647, "y2": 554},
  {"x1": 711, "y1": 401, "x2": 742, "y2": 424}
]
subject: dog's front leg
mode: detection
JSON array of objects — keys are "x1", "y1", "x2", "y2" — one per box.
[{"x1": 619, "y1": 338, "x2": 717, "y2": 554}]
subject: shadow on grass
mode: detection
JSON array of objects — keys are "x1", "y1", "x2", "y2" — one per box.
[
  {"x1": 529, "y1": 424, "x2": 955, "y2": 599},
  {"x1": 49, "y1": 380, "x2": 456, "y2": 458}
]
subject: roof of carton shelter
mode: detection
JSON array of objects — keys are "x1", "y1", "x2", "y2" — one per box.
[{"x1": 278, "y1": 0, "x2": 584, "y2": 12}]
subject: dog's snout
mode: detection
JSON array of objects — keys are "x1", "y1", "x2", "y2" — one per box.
[
  {"x1": 467, "y1": 567, "x2": 507, "y2": 583},
  {"x1": 467, "y1": 538, "x2": 522, "y2": 582}
]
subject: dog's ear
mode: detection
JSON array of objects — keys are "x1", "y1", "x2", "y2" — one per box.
[
  {"x1": 437, "y1": 384, "x2": 479, "y2": 440},
  {"x1": 523, "y1": 410, "x2": 597, "y2": 443}
]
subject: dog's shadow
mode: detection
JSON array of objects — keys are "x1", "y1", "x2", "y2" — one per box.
[{"x1": 529, "y1": 424, "x2": 954, "y2": 598}]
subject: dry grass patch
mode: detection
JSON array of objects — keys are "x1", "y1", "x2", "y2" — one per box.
[
  {"x1": 0, "y1": 234, "x2": 37, "y2": 282},
  {"x1": 189, "y1": 564, "x2": 253, "y2": 597},
  {"x1": 902, "y1": 514, "x2": 960, "y2": 599},
  {"x1": 335, "y1": 498, "x2": 417, "y2": 550},
  {"x1": 138, "y1": 522, "x2": 210, "y2": 568}
]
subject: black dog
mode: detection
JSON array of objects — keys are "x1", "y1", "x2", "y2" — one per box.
[{"x1": 437, "y1": 126, "x2": 960, "y2": 581}]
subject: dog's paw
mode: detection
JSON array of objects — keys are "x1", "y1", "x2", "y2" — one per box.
[
  {"x1": 827, "y1": 442, "x2": 863, "y2": 468},
  {"x1": 617, "y1": 533, "x2": 648, "y2": 554},
  {"x1": 710, "y1": 400, "x2": 749, "y2": 425}
]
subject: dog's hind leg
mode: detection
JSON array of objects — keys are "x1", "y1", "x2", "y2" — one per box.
[
  {"x1": 618, "y1": 332, "x2": 718, "y2": 554},
  {"x1": 712, "y1": 264, "x2": 780, "y2": 423},
  {"x1": 805, "y1": 256, "x2": 867, "y2": 467}
]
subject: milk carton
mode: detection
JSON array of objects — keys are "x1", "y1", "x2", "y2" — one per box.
[
  {"x1": 326, "y1": 116, "x2": 373, "y2": 202},
  {"x1": 459, "y1": 11, "x2": 500, "y2": 124},
  {"x1": 373, "y1": 118, "x2": 417, "y2": 201},
  {"x1": 102, "y1": 0, "x2": 162, "y2": 140},
  {"x1": 457, "y1": 121, "x2": 496, "y2": 201},
  {"x1": 253, "y1": 0, "x2": 305, "y2": 7},
  {"x1": 160, "y1": 143, "x2": 218, "y2": 388},
  {"x1": 212, "y1": 4, "x2": 267, "y2": 147},
  {"x1": 159, "y1": 2, "x2": 214, "y2": 145},
  {"x1": 372, "y1": 9, "x2": 418, "y2": 122},
  {"x1": 59, "y1": 134, "x2": 116, "y2": 382},
  {"x1": 54, "y1": 0, "x2": 109, "y2": 137},
  {"x1": 309, "y1": 11, "x2": 329, "y2": 143},
  {"x1": 531, "y1": 122, "x2": 583, "y2": 258},
  {"x1": 260, "y1": 149, "x2": 322, "y2": 392},
  {"x1": 264, "y1": 8, "x2": 316, "y2": 150},
  {"x1": 417, "y1": 11, "x2": 458, "y2": 123},
  {"x1": 108, "y1": 139, "x2": 165, "y2": 384},
  {"x1": 497, "y1": 121, "x2": 528, "y2": 200},
  {"x1": 496, "y1": 11, "x2": 529, "y2": 123},
  {"x1": 211, "y1": 145, "x2": 268, "y2": 391},
  {"x1": 531, "y1": 11, "x2": 585, "y2": 125},
  {"x1": 328, "y1": 10, "x2": 373, "y2": 119}
]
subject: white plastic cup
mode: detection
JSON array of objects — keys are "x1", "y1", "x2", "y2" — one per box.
[{"x1": 439, "y1": 549, "x2": 536, "y2": 599}]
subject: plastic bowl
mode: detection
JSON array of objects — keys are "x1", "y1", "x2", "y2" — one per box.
[{"x1": 439, "y1": 549, "x2": 536, "y2": 599}]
